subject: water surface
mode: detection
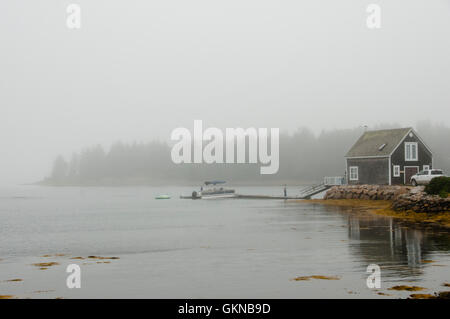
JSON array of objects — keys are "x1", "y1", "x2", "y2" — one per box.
[{"x1": 0, "y1": 185, "x2": 449, "y2": 298}]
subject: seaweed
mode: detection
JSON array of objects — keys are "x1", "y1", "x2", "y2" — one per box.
[
  {"x1": 301, "y1": 199, "x2": 450, "y2": 228},
  {"x1": 377, "y1": 292, "x2": 391, "y2": 296},
  {"x1": 32, "y1": 262, "x2": 59, "y2": 268},
  {"x1": 6, "y1": 278, "x2": 23, "y2": 282},
  {"x1": 388, "y1": 285, "x2": 426, "y2": 291},
  {"x1": 292, "y1": 275, "x2": 340, "y2": 281},
  {"x1": 409, "y1": 294, "x2": 435, "y2": 299}
]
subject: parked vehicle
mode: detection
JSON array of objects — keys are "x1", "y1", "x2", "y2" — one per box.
[{"x1": 411, "y1": 169, "x2": 446, "y2": 186}]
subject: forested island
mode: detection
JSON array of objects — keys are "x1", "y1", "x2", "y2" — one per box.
[{"x1": 41, "y1": 122, "x2": 450, "y2": 186}]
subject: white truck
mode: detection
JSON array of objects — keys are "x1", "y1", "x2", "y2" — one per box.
[{"x1": 410, "y1": 169, "x2": 446, "y2": 186}]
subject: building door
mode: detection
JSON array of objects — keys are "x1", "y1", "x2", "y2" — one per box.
[{"x1": 404, "y1": 166, "x2": 419, "y2": 185}]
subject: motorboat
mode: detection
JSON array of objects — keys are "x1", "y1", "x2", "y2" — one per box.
[{"x1": 191, "y1": 181, "x2": 236, "y2": 199}]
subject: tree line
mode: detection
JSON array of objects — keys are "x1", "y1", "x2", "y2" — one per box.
[{"x1": 43, "y1": 122, "x2": 450, "y2": 186}]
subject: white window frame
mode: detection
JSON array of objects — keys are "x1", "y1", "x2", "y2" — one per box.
[
  {"x1": 423, "y1": 165, "x2": 430, "y2": 171},
  {"x1": 405, "y1": 142, "x2": 418, "y2": 161},
  {"x1": 349, "y1": 166, "x2": 359, "y2": 181},
  {"x1": 393, "y1": 165, "x2": 400, "y2": 177}
]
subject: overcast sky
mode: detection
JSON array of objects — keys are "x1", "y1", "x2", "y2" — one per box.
[{"x1": 1, "y1": 0, "x2": 449, "y2": 185}]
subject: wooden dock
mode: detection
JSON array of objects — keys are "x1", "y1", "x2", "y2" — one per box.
[
  {"x1": 236, "y1": 194, "x2": 299, "y2": 200},
  {"x1": 179, "y1": 194, "x2": 297, "y2": 199},
  {"x1": 180, "y1": 176, "x2": 345, "y2": 200}
]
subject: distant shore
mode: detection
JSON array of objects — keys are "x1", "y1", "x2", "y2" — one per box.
[{"x1": 35, "y1": 179, "x2": 317, "y2": 187}]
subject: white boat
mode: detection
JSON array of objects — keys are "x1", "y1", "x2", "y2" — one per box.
[{"x1": 192, "y1": 181, "x2": 236, "y2": 199}]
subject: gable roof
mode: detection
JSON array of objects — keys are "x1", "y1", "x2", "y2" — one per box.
[{"x1": 345, "y1": 127, "x2": 412, "y2": 158}]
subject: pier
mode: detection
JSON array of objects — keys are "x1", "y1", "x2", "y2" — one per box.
[{"x1": 180, "y1": 176, "x2": 345, "y2": 200}]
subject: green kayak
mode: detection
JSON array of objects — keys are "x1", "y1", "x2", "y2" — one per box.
[{"x1": 155, "y1": 195, "x2": 171, "y2": 199}]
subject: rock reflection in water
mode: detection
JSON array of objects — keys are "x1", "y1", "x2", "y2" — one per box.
[{"x1": 324, "y1": 205, "x2": 450, "y2": 279}]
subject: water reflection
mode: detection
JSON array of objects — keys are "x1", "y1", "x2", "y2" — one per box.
[{"x1": 325, "y1": 206, "x2": 450, "y2": 279}]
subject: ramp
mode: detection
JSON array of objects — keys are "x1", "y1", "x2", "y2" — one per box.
[
  {"x1": 298, "y1": 176, "x2": 345, "y2": 199},
  {"x1": 298, "y1": 183, "x2": 331, "y2": 199}
]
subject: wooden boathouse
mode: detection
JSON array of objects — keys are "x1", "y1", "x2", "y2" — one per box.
[{"x1": 345, "y1": 128, "x2": 433, "y2": 185}]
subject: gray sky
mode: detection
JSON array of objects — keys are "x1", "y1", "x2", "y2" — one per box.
[{"x1": 1, "y1": 0, "x2": 449, "y2": 185}]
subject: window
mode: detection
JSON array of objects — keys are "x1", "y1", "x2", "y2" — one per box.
[
  {"x1": 431, "y1": 169, "x2": 443, "y2": 175},
  {"x1": 405, "y1": 142, "x2": 418, "y2": 161},
  {"x1": 423, "y1": 165, "x2": 430, "y2": 171},
  {"x1": 393, "y1": 165, "x2": 400, "y2": 177},
  {"x1": 349, "y1": 166, "x2": 359, "y2": 181}
]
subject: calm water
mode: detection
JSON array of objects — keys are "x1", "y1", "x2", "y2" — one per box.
[{"x1": 0, "y1": 185, "x2": 449, "y2": 298}]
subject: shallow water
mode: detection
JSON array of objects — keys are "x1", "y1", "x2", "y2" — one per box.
[{"x1": 0, "y1": 185, "x2": 449, "y2": 298}]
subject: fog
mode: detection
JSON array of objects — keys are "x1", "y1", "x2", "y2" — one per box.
[
  {"x1": 41, "y1": 122, "x2": 450, "y2": 186},
  {"x1": 1, "y1": 1, "x2": 449, "y2": 185}
]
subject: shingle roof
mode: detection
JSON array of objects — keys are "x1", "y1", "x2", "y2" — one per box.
[{"x1": 345, "y1": 128, "x2": 412, "y2": 157}]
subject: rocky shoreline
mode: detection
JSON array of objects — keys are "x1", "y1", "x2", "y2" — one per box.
[{"x1": 324, "y1": 185, "x2": 450, "y2": 213}]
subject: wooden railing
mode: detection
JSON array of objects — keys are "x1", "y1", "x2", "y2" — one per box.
[{"x1": 323, "y1": 176, "x2": 345, "y2": 186}]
